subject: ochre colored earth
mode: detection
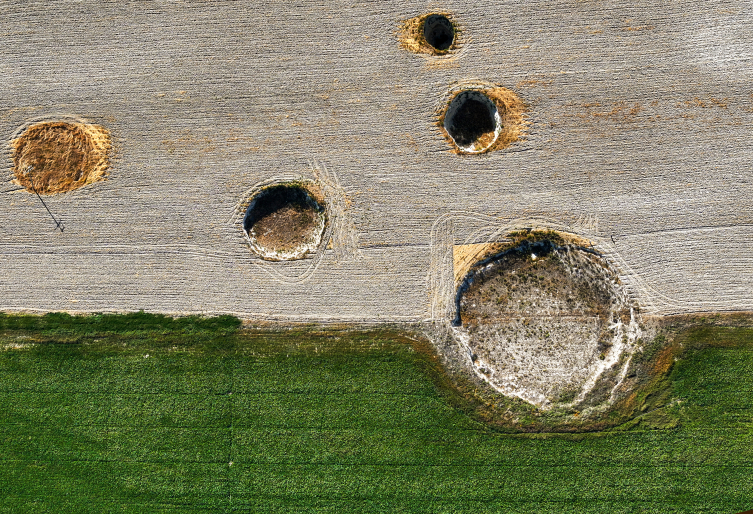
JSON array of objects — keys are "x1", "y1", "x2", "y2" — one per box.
[
  {"x1": 12, "y1": 121, "x2": 111, "y2": 195},
  {"x1": 251, "y1": 203, "x2": 320, "y2": 252}
]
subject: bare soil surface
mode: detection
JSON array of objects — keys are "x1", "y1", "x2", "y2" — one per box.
[
  {"x1": 12, "y1": 121, "x2": 110, "y2": 195},
  {"x1": 1, "y1": 1, "x2": 751, "y2": 322},
  {"x1": 252, "y1": 204, "x2": 318, "y2": 251}
]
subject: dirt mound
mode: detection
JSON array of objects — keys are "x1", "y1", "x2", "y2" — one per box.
[
  {"x1": 243, "y1": 183, "x2": 326, "y2": 261},
  {"x1": 398, "y1": 12, "x2": 458, "y2": 56},
  {"x1": 453, "y1": 233, "x2": 640, "y2": 408},
  {"x1": 11, "y1": 121, "x2": 111, "y2": 195},
  {"x1": 439, "y1": 86, "x2": 528, "y2": 154}
]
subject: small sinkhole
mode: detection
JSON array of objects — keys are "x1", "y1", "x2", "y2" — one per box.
[
  {"x1": 243, "y1": 184, "x2": 326, "y2": 261},
  {"x1": 443, "y1": 91, "x2": 500, "y2": 151},
  {"x1": 423, "y1": 14, "x2": 454, "y2": 51}
]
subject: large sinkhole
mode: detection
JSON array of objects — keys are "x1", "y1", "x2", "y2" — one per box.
[
  {"x1": 423, "y1": 14, "x2": 454, "y2": 51},
  {"x1": 443, "y1": 90, "x2": 500, "y2": 152},
  {"x1": 452, "y1": 233, "x2": 639, "y2": 409},
  {"x1": 243, "y1": 184, "x2": 326, "y2": 261}
]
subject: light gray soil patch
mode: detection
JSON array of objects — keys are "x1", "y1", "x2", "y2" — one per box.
[{"x1": 1, "y1": 2, "x2": 752, "y2": 321}]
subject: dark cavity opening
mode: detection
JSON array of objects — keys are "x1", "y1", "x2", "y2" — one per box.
[
  {"x1": 243, "y1": 184, "x2": 323, "y2": 251},
  {"x1": 423, "y1": 14, "x2": 454, "y2": 51},
  {"x1": 444, "y1": 91, "x2": 497, "y2": 148}
]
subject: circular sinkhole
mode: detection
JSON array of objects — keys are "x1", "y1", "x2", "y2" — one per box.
[
  {"x1": 397, "y1": 12, "x2": 458, "y2": 56},
  {"x1": 443, "y1": 90, "x2": 501, "y2": 153},
  {"x1": 453, "y1": 232, "x2": 640, "y2": 409},
  {"x1": 243, "y1": 183, "x2": 327, "y2": 261},
  {"x1": 423, "y1": 14, "x2": 454, "y2": 51},
  {"x1": 11, "y1": 120, "x2": 111, "y2": 195}
]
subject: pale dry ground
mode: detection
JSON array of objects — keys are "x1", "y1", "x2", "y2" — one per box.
[{"x1": 1, "y1": 0, "x2": 751, "y2": 321}]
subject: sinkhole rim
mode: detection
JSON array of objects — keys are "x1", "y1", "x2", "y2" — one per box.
[{"x1": 242, "y1": 182, "x2": 328, "y2": 262}]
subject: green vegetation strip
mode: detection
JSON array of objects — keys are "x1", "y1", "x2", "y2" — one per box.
[{"x1": 0, "y1": 313, "x2": 751, "y2": 513}]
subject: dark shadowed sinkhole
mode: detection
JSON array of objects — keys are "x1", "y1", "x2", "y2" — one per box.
[
  {"x1": 243, "y1": 184, "x2": 324, "y2": 255},
  {"x1": 444, "y1": 91, "x2": 498, "y2": 149},
  {"x1": 423, "y1": 14, "x2": 454, "y2": 51}
]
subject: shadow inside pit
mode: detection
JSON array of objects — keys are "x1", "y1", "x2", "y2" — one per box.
[
  {"x1": 445, "y1": 92, "x2": 497, "y2": 148},
  {"x1": 243, "y1": 185, "x2": 318, "y2": 231},
  {"x1": 423, "y1": 14, "x2": 454, "y2": 51}
]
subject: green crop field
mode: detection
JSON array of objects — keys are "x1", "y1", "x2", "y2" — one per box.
[{"x1": 0, "y1": 313, "x2": 751, "y2": 513}]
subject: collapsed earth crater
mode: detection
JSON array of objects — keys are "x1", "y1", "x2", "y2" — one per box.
[
  {"x1": 439, "y1": 86, "x2": 528, "y2": 154},
  {"x1": 398, "y1": 12, "x2": 458, "y2": 56},
  {"x1": 444, "y1": 90, "x2": 500, "y2": 152},
  {"x1": 423, "y1": 14, "x2": 455, "y2": 51},
  {"x1": 11, "y1": 120, "x2": 111, "y2": 195},
  {"x1": 243, "y1": 183, "x2": 327, "y2": 261},
  {"x1": 453, "y1": 233, "x2": 640, "y2": 409}
]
